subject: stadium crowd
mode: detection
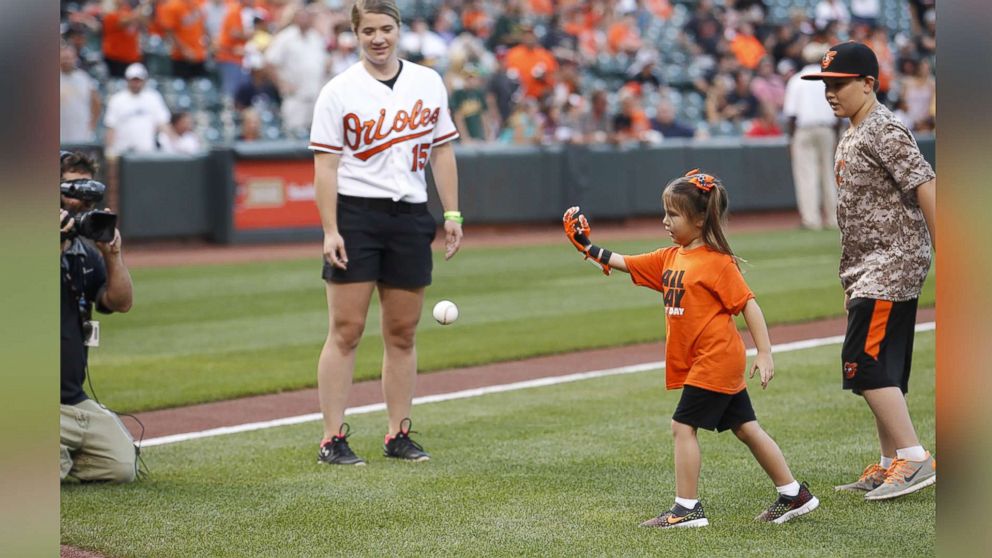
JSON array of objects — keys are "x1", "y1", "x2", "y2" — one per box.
[{"x1": 60, "y1": 0, "x2": 936, "y2": 152}]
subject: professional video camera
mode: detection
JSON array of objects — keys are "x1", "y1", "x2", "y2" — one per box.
[{"x1": 60, "y1": 177, "x2": 117, "y2": 243}]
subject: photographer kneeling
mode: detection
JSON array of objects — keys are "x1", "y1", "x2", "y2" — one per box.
[{"x1": 60, "y1": 151, "x2": 136, "y2": 483}]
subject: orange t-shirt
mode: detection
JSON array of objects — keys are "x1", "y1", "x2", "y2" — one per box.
[
  {"x1": 646, "y1": 0, "x2": 673, "y2": 20},
  {"x1": 505, "y1": 45, "x2": 558, "y2": 99},
  {"x1": 625, "y1": 245, "x2": 754, "y2": 394},
  {"x1": 157, "y1": 0, "x2": 207, "y2": 62},
  {"x1": 528, "y1": 0, "x2": 553, "y2": 16},
  {"x1": 606, "y1": 22, "x2": 637, "y2": 54},
  {"x1": 461, "y1": 9, "x2": 487, "y2": 33},
  {"x1": 102, "y1": 7, "x2": 142, "y2": 63},
  {"x1": 865, "y1": 38, "x2": 893, "y2": 93},
  {"x1": 729, "y1": 33, "x2": 766, "y2": 70},
  {"x1": 215, "y1": 2, "x2": 246, "y2": 64}
]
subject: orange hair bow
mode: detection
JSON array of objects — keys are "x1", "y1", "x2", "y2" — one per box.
[{"x1": 684, "y1": 168, "x2": 718, "y2": 193}]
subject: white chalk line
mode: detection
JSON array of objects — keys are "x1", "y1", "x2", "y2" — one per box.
[{"x1": 143, "y1": 322, "x2": 935, "y2": 447}]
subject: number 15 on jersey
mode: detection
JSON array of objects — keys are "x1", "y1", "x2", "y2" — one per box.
[{"x1": 412, "y1": 142, "x2": 430, "y2": 171}]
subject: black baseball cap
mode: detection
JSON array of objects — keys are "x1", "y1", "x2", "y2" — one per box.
[{"x1": 801, "y1": 41, "x2": 879, "y2": 81}]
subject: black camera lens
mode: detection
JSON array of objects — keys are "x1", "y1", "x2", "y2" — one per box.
[{"x1": 74, "y1": 210, "x2": 118, "y2": 243}]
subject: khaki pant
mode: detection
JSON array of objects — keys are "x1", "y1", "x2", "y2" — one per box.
[
  {"x1": 60, "y1": 399, "x2": 137, "y2": 483},
  {"x1": 791, "y1": 126, "x2": 838, "y2": 229},
  {"x1": 281, "y1": 95, "x2": 316, "y2": 136}
]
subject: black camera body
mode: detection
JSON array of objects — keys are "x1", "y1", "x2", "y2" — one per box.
[
  {"x1": 62, "y1": 210, "x2": 118, "y2": 243},
  {"x1": 61, "y1": 178, "x2": 117, "y2": 243}
]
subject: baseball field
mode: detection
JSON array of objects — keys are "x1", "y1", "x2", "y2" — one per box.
[{"x1": 61, "y1": 227, "x2": 936, "y2": 556}]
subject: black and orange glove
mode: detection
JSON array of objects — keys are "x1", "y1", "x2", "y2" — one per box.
[{"x1": 562, "y1": 206, "x2": 612, "y2": 275}]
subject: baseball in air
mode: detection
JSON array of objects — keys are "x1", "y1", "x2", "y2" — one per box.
[{"x1": 432, "y1": 300, "x2": 459, "y2": 325}]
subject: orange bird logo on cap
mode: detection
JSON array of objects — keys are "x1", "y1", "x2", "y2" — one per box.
[{"x1": 822, "y1": 50, "x2": 837, "y2": 69}]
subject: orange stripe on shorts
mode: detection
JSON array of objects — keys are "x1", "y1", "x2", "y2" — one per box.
[{"x1": 864, "y1": 300, "x2": 893, "y2": 360}]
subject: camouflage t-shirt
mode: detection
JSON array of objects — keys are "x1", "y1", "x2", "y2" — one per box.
[{"x1": 834, "y1": 103, "x2": 935, "y2": 301}]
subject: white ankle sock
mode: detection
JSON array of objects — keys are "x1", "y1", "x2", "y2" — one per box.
[
  {"x1": 880, "y1": 455, "x2": 894, "y2": 468},
  {"x1": 896, "y1": 446, "x2": 928, "y2": 461},
  {"x1": 675, "y1": 497, "x2": 698, "y2": 509},
  {"x1": 776, "y1": 481, "x2": 800, "y2": 497}
]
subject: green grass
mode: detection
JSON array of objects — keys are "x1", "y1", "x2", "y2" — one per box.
[
  {"x1": 91, "y1": 229, "x2": 935, "y2": 412},
  {"x1": 61, "y1": 332, "x2": 936, "y2": 557}
]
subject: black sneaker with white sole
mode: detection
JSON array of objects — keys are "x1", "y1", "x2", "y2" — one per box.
[
  {"x1": 317, "y1": 423, "x2": 366, "y2": 466},
  {"x1": 756, "y1": 482, "x2": 819, "y2": 524},
  {"x1": 383, "y1": 418, "x2": 430, "y2": 461}
]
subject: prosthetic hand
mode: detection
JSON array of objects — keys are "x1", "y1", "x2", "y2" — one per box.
[{"x1": 563, "y1": 206, "x2": 612, "y2": 275}]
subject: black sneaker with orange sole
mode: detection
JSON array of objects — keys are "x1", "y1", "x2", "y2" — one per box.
[{"x1": 640, "y1": 502, "x2": 709, "y2": 529}]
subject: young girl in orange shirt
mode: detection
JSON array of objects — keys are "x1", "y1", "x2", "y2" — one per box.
[{"x1": 562, "y1": 170, "x2": 819, "y2": 528}]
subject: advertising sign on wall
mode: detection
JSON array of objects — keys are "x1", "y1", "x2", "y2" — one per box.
[{"x1": 233, "y1": 159, "x2": 320, "y2": 231}]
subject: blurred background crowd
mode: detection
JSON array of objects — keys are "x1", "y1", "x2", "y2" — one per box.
[{"x1": 60, "y1": 0, "x2": 936, "y2": 155}]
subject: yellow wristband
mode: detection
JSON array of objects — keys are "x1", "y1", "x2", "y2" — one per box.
[{"x1": 443, "y1": 211, "x2": 464, "y2": 224}]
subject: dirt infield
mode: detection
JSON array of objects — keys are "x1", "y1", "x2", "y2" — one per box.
[{"x1": 124, "y1": 210, "x2": 800, "y2": 268}]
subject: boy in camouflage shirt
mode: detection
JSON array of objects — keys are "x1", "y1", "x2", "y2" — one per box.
[{"x1": 802, "y1": 42, "x2": 936, "y2": 501}]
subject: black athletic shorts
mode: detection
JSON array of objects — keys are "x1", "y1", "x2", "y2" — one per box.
[
  {"x1": 841, "y1": 297, "x2": 918, "y2": 395},
  {"x1": 672, "y1": 385, "x2": 757, "y2": 432},
  {"x1": 322, "y1": 194, "x2": 436, "y2": 288}
]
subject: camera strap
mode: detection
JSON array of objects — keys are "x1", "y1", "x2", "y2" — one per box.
[{"x1": 61, "y1": 244, "x2": 93, "y2": 328}]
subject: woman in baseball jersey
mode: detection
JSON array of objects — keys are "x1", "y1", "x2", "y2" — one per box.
[
  {"x1": 308, "y1": 0, "x2": 463, "y2": 466},
  {"x1": 802, "y1": 42, "x2": 936, "y2": 500}
]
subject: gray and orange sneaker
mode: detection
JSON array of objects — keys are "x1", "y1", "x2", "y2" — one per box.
[
  {"x1": 756, "y1": 482, "x2": 819, "y2": 524},
  {"x1": 640, "y1": 502, "x2": 709, "y2": 529},
  {"x1": 864, "y1": 453, "x2": 936, "y2": 501},
  {"x1": 835, "y1": 463, "x2": 887, "y2": 492}
]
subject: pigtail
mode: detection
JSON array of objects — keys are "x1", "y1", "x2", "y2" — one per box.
[
  {"x1": 701, "y1": 184, "x2": 739, "y2": 265},
  {"x1": 667, "y1": 170, "x2": 743, "y2": 268}
]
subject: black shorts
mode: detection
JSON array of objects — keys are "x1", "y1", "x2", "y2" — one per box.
[
  {"x1": 105, "y1": 58, "x2": 137, "y2": 79},
  {"x1": 672, "y1": 385, "x2": 757, "y2": 432},
  {"x1": 842, "y1": 297, "x2": 918, "y2": 395},
  {"x1": 171, "y1": 60, "x2": 207, "y2": 79},
  {"x1": 322, "y1": 194, "x2": 436, "y2": 288}
]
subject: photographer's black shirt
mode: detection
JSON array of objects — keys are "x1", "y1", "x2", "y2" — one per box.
[{"x1": 61, "y1": 239, "x2": 109, "y2": 405}]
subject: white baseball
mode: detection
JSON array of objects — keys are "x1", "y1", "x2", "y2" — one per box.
[{"x1": 432, "y1": 300, "x2": 459, "y2": 325}]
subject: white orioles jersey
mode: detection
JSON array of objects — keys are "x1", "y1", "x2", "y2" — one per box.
[{"x1": 308, "y1": 59, "x2": 459, "y2": 203}]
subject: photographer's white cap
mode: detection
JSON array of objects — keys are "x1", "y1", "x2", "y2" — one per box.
[{"x1": 125, "y1": 63, "x2": 148, "y2": 80}]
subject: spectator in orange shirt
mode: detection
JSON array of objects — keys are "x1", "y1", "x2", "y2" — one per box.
[
  {"x1": 646, "y1": 0, "x2": 673, "y2": 20},
  {"x1": 729, "y1": 23, "x2": 766, "y2": 70},
  {"x1": 216, "y1": 0, "x2": 254, "y2": 96},
  {"x1": 460, "y1": 0, "x2": 489, "y2": 37},
  {"x1": 528, "y1": 0, "x2": 553, "y2": 17},
  {"x1": 561, "y1": 170, "x2": 819, "y2": 528},
  {"x1": 606, "y1": 13, "x2": 642, "y2": 55},
  {"x1": 505, "y1": 25, "x2": 557, "y2": 100},
  {"x1": 612, "y1": 91, "x2": 651, "y2": 142},
  {"x1": 158, "y1": 0, "x2": 208, "y2": 79},
  {"x1": 865, "y1": 25, "x2": 894, "y2": 104},
  {"x1": 102, "y1": 0, "x2": 151, "y2": 78}
]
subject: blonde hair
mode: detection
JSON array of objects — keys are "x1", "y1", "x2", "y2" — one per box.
[{"x1": 350, "y1": 0, "x2": 401, "y2": 30}]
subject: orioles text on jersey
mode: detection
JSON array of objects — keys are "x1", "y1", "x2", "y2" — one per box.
[{"x1": 344, "y1": 98, "x2": 442, "y2": 161}]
